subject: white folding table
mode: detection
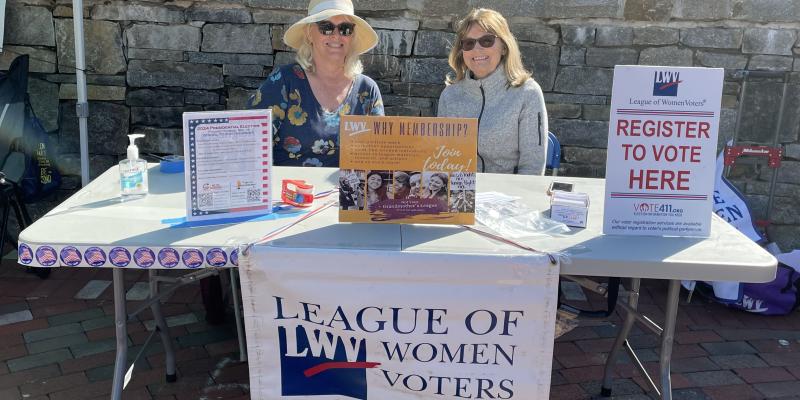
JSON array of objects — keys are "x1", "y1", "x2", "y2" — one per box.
[{"x1": 17, "y1": 165, "x2": 776, "y2": 400}]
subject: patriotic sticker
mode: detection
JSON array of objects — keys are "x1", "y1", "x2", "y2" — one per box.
[
  {"x1": 18, "y1": 243, "x2": 33, "y2": 265},
  {"x1": 205, "y1": 248, "x2": 227, "y2": 267},
  {"x1": 230, "y1": 248, "x2": 239, "y2": 266},
  {"x1": 84, "y1": 247, "x2": 107, "y2": 267},
  {"x1": 158, "y1": 248, "x2": 180, "y2": 269},
  {"x1": 35, "y1": 246, "x2": 58, "y2": 267},
  {"x1": 182, "y1": 249, "x2": 204, "y2": 269},
  {"x1": 60, "y1": 246, "x2": 83, "y2": 267},
  {"x1": 109, "y1": 247, "x2": 131, "y2": 267},
  {"x1": 134, "y1": 247, "x2": 156, "y2": 268}
]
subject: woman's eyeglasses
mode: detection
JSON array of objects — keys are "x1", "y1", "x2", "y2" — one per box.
[
  {"x1": 460, "y1": 34, "x2": 497, "y2": 51},
  {"x1": 316, "y1": 21, "x2": 356, "y2": 37}
]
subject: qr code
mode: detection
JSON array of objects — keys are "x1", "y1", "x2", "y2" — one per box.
[
  {"x1": 199, "y1": 193, "x2": 213, "y2": 208},
  {"x1": 247, "y1": 188, "x2": 260, "y2": 202}
]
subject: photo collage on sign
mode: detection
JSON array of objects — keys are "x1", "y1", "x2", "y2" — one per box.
[
  {"x1": 339, "y1": 169, "x2": 365, "y2": 210},
  {"x1": 448, "y1": 171, "x2": 476, "y2": 213},
  {"x1": 389, "y1": 171, "x2": 414, "y2": 200},
  {"x1": 339, "y1": 169, "x2": 476, "y2": 213}
]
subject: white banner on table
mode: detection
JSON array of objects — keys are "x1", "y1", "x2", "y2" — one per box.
[
  {"x1": 603, "y1": 65, "x2": 723, "y2": 237},
  {"x1": 240, "y1": 247, "x2": 560, "y2": 400},
  {"x1": 182, "y1": 109, "x2": 272, "y2": 221}
]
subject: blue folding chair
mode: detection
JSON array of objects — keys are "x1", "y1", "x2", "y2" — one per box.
[{"x1": 546, "y1": 131, "x2": 561, "y2": 176}]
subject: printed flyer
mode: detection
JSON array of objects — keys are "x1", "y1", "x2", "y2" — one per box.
[
  {"x1": 339, "y1": 115, "x2": 478, "y2": 225},
  {"x1": 182, "y1": 109, "x2": 273, "y2": 221}
]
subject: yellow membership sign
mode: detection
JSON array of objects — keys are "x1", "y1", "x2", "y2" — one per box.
[{"x1": 338, "y1": 115, "x2": 478, "y2": 225}]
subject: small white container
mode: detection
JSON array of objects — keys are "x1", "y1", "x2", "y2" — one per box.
[{"x1": 550, "y1": 191, "x2": 589, "y2": 228}]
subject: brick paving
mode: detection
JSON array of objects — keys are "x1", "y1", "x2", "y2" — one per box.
[{"x1": 2, "y1": 261, "x2": 800, "y2": 399}]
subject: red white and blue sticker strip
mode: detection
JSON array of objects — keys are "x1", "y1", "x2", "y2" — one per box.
[{"x1": 19, "y1": 243, "x2": 241, "y2": 269}]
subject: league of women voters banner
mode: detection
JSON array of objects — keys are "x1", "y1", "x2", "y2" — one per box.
[
  {"x1": 239, "y1": 246, "x2": 560, "y2": 400},
  {"x1": 338, "y1": 115, "x2": 478, "y2": 224}
]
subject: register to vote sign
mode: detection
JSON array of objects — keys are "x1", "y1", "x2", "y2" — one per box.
[{"x1": 603, "y1": 66, "x2": 723, "y2": 237}]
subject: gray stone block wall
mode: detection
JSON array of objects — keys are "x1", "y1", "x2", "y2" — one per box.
[{"x1": 2, "y1": 0, "x2": 800, "y2": 250}]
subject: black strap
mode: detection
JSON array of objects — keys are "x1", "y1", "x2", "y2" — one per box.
[{"x1": 558, "y1": 277, "x2": 621, "y2": 319}]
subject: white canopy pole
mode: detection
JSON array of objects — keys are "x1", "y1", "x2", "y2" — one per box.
[
  {"x1": 72, "y1": 0, "x2": 90, "y2": 186},
  {"x1": 0, "y1": 1, "x2": 7, "y2": 50}
]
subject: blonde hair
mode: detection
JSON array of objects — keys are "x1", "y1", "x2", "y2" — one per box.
[
  {"x1": 446, "y1": 8, "x2": 531, "y2": 87},
  {"x1": 295, "y1": 19, "x2": 364, "y2": 79}
]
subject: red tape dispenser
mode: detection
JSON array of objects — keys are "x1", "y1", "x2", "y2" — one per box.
[{"x1": 281, "y1": 179, "x2": 314, "y2": 208}]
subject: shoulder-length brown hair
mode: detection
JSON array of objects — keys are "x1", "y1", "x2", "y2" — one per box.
[{"x1": 446, "y1": 8, "x2": 531, "y2": 87}]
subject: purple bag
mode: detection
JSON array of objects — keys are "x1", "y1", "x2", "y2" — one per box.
[{"x1": 730, "y1": 263, "x2": 800, "y2": 315}]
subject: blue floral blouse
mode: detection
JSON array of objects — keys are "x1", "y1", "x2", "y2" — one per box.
[{"x1": 246, "y1": 63, "x2": 384, "y2": 167}]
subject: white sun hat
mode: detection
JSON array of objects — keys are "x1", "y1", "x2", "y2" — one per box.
[{"x1": 283, "y1": 0, "x2": 379, "y2": 55}]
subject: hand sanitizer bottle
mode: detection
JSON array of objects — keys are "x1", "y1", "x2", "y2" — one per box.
[{"x1": 120, "y1": 134, "x2": 148, "y2": 198}]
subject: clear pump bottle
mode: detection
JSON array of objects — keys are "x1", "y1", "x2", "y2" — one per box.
[{"x1": 119, "y1": 134, "x2": 148, "y2": 198}]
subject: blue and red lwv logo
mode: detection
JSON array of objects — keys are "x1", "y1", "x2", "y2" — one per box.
[
  {"x1": 279, "y1": 326, "x2": 379, "y2": 399},
  {"x1": 653, "y1": 71, "x2": 682, "y2": 97}
]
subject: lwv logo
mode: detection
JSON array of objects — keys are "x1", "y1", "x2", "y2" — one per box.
[
  {"x1": 741, "y1": 295, "x2": 768, "y2": 313},
  {"x1": 344, "y1": 121, "x2": 369, "y2": 136},
  {"x1": 652, "y1": 71, "x2": 682, "y2": 97},
  {"x1": 278, "y1": 326, "x2": 375, "y2": 400}
]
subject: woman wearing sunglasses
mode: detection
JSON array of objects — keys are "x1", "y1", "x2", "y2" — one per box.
[
  {"x1": 437, "y1": 8, "x2": 548, "y2": 175},
  {"x1": 247, "y1": 0, "x2": 384, "y2": 167}
]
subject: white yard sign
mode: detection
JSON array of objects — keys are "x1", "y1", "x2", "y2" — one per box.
[
  {"x1": 603, "y1": 66, "x2": 724, "y2": 237},
  {"x1": 240, "y1": 247, "x2": 560, "y2": 400}
]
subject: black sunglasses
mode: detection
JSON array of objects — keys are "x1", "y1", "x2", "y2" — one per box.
[
  {"x1": 316, "y1": 20, "x2": 356, "y2": 37},
  {"x1": 460, "y1": 34, "x2": 497, "y2": 51}
]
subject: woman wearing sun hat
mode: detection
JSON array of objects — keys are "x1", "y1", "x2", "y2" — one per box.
[{"x1": 247, "y1": 0, "x2": 384, "y2": 167}]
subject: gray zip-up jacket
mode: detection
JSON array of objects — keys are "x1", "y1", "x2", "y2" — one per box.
[{"x1": 437, "y1": 67, "x2": 548, "y2": 175}]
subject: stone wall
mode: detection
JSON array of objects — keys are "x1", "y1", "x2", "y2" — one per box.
[{"x1": 3, "y1": 0, "x2": 800, "y2": 250}]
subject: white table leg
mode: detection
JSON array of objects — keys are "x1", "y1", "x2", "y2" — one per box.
[
  {"x1": 230, "y1": 268, "x2": 247, "y2": 362},
  {"x1": 601, "y1": 278, "x2": 640, "y2": 396},
  {"x1": 600, "y1": 278, "x2": 680, "y2": 400},
  {"x1": 111, "y1": 268, "x2": 127, "y2": 400},
  {"x1": 149, "y1": 269, "x2": 177, "y2": 382},
  {"x1": 659, "y1": 280, "x2": 681, "y2": 400}
]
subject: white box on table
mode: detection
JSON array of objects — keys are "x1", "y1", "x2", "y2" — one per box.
[{"x1": 550, "y1": 191, "x2": 589, "y2": 228}]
